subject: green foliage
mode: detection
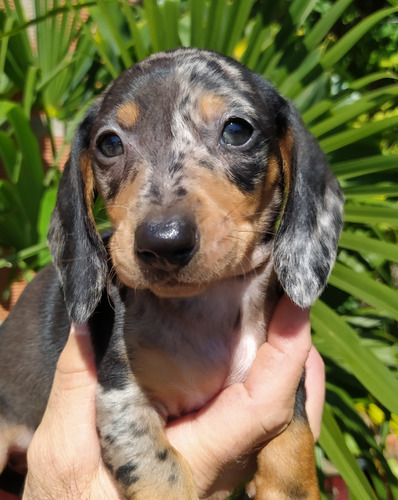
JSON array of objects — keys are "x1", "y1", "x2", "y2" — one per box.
[
  {"x1": 308, "y1": 0, "x2": 398, "y2": 77},
  {"x1": 0, "y1": 0, "x2": 397, "y2": 498},
  {"x1": 0, "y1": 100, "x2": 55, "y2": 273}
]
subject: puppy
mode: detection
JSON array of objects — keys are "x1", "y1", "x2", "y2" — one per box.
[{"x1": 0, "y1": 48, "x2": 344, "y2": 499}]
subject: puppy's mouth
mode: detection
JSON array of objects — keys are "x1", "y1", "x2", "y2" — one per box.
[
  {"x1": 138, "y1": 251, "x2": 267, "y2": 299},
  {"x1": 133, "y1": 261, "x2": 207, "y2": 297}
]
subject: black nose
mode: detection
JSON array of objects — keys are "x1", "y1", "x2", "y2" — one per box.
[{"x1": 135, "y1": 217, "x2": 198, "y2": 271}]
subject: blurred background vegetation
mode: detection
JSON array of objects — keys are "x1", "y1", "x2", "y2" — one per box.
[{"x1": 0, "y1": 0, "x2": 397, "y2": 498}]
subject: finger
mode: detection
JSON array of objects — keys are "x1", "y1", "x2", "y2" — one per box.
[
  {"x1": 35, "y1": 323, "x2": 100, "y2": 463},
  {"x1": 55, "y1": 322, "x2": 96, "y2": 384},
  {"x1": 45, "y1": 323, "x2": 97, "y2": 414},
  {"x1": 266, "y1": 295, "x2": 311, "y2": 355},
  {"x1": 305, "y1": 346, "x2": 325, "y2": 440},
  {"x1": 244, "y1": 295, "x2": 311, "y2": 406}
]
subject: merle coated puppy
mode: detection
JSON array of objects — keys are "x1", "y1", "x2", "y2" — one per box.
[{"x1": 0, "y1": 48, "x2": 343, "y2": 499}]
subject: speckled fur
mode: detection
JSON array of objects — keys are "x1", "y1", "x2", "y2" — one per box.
[{"x1": 0, "y1": 48, "x2": 343, "y2": 499}]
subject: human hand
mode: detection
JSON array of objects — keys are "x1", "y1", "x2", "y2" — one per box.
[
  {"x1": 23, "y1": 322, "x2": 122, "y2": 500},
  {"x1": 23, "y1": 295, "x2": 324, "y2": 499}
]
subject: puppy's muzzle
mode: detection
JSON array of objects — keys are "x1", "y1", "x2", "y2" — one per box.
[{"x1": 135, "y1": 216, "x2": 199, "y2": 272}]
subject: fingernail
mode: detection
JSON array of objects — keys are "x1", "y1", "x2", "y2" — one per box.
[{"x1": 71, "y1": 322, "x2": 90, "y2": 336}]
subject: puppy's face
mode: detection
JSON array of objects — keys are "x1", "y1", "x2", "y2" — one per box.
[
  {"x1": 88, "y1": 50, "x2": 285, "y2": 297},
  {"x1": 49, "y1": 48, "x2": 342, "y2": 320}
]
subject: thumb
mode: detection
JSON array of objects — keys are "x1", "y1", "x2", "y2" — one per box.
[
  {"x1": 25, "y1": 328, "x2": 122, "y2": 499},
  {"x1": 53, "y1": 322, "x2": 97, "y2": 392},
  {"x1": 29, "y1": 323, "x2": 100, "y2": 464},
  {"x1": 43, "y1": 322, "x2": 98, "y2": 444}
]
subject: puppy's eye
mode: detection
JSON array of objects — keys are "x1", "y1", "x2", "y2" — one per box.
[
  {"x1": 221, "y1": 118, "x2": 253, "y2": 147},
  {"x1": 98, "y1": 133, "x2": 124, "y2": 157}
]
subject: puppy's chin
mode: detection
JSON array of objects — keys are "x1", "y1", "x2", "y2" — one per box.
[
  {"x1": 116, "y1": 272, "x2": 208, "y2": 298},
  {"x1": 149, "y1": 283, "x2": 208, "y2": 299}
]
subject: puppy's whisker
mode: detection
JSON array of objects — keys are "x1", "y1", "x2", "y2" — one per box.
[
  {"x1": 105, "y1": 203, "x2": 130, "y2": 211},
  {"x1": 222, "y1": 198, "x2": 249, "y2": 223}
]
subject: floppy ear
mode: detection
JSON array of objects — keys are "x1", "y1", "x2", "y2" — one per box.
[
  {"x1": 48, "y1": 102, "x2": 107, "y2": 324},
  {"x1": 272, "y1": 100, "x2": 344, "y2": 308}
]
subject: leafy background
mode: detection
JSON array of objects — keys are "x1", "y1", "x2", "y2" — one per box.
[{"x1": 0, "y1": 0, "x2": 397, "y2": 498}]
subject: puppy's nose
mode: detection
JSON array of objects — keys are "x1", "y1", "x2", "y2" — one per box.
[{"x1": 135, "y1": 217, "x2": 198, "y2": 271}]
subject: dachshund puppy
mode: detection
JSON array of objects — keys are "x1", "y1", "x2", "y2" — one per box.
[{"x1": 0, "y1": 48, "x2": 343, "y2": 499}]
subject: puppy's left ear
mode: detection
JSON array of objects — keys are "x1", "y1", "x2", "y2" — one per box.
[{"x1": 272, "y1": 100, "x2": 344, "y2": 308}]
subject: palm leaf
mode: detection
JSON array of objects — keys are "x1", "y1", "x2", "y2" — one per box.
[
  {"x1": 321, "y1": 6, "x2": 398, "y2": 69},
  {"x1": 339, "y1": 232, "x2": 398, "y2": 263},
  {"x1": 319, "y1": 405, "x2": 378, "y2": 500},
  {"x1": 312, "y1": 301, "x2": 398, "y2": 415}
]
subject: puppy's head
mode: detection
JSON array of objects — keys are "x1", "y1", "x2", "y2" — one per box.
[{"x1": 48, "y1": 48, "x2": 344, "y2": 324}]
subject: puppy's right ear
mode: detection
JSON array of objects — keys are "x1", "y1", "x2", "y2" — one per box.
[{"x1": 48, "y1": 101, "x2": 107, "y2": 325}]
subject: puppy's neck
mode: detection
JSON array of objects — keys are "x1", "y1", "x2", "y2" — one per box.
[{"x1": 123, "y1": 263, "x2": 279, "y2": 418}]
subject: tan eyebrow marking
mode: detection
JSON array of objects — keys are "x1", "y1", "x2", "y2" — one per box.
[
  {"x1": 198, "y1": 93, "x2": 226, "y2": 121},
  {"x1": 117, "y1": 102, "x2": 140, "y2": 129}
]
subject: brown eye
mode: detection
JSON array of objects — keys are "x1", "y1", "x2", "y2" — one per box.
[
  {"x1": 98, "y1": 133, "x2": 124, "y2": 157},
  {"x1": 221, "y1": 118, "x2": 253, "y2": 146}
]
